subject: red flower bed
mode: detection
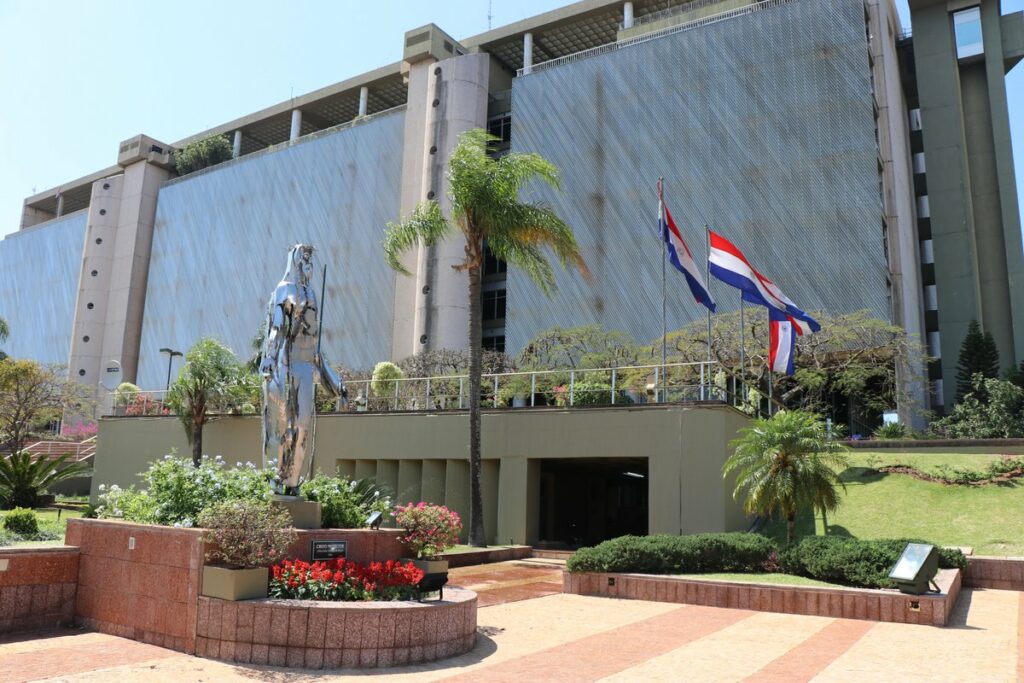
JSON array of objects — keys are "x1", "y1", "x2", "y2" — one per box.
[{"x1": 269, "y1": 558, "x2": 424, "y2": 602}]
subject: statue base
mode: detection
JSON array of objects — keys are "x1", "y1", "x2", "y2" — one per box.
[{"x1": 271, "y1": 495, "x2": 322, "y2": 529}]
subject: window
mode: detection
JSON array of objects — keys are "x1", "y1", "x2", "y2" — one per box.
[
  {"x1": 953, "y1": 7, "x2": 983, "y2": 59},
  {"x1": 482, "y1": 289, "x2": 507, "y2": 321},
  {"x1": 483, "y1": 246, "x2": 507, "y2": 277},
  {"x1": 482, "y1": 334, "x2": 506, "y2": 352}
]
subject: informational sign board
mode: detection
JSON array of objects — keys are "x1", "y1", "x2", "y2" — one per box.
[
  {"x1": 310, "y1": 540, "x2": 348, "y2": 561},
  {"x1": 889, "y1": 543, "x2": 933, "y2": 581}
]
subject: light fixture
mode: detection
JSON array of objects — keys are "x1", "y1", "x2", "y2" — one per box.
[
  {"x1": 365, "y1": 510, "x2": 383, "y2": 529},
  {"x1": 888, "y1": 543, "x2": 940, "y2": 595},
  {"x1": 623, "y1": 471, "x2": 645, "y2": 479}
]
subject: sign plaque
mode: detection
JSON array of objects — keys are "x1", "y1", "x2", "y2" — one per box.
[{"x1": 310, "y1": 540, "x2": 348, "y2": 561}]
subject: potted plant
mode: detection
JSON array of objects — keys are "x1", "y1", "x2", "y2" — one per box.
[
  {"x1": 198, "y1": 500, "x2": 297, "y2": 601},
  {"x1": 393, "y1": 502, "x2": 462, "y2": 575}
]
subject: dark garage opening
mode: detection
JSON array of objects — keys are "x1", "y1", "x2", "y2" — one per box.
[{"x1": 537, "y1": 457, "x2": 649, "y2": 549}]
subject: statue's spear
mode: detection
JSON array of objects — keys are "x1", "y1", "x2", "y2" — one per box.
[{"x1": 316, "y1": 263, "x2": 327, "y2": 360}]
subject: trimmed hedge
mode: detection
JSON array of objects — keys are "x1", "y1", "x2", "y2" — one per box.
[
  {"x1": 2, "y1": 507, "x2": 38, "y2": 536},
  {"x1": 779, "y1": 536, "x2": 967, "y2": 589},
  {"x1": 566, "y1": 533, "x2": 777, "y2": 575},
  {"x1": 566, "y1": 533, "x2": 967, "y2": 590}
]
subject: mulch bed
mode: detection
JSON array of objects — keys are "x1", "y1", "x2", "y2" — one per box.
[{"x1": 873, "y1": 462, "x2": 1024, "y2": 486}]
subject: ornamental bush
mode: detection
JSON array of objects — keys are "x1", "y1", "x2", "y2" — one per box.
[
  {"x1": 198, "y1": 500, "x2": 297, "y2": 569},
  {"x1": 779, "y1": 536, "x2": 967, "y2": 589},
  {"x1": 393, "y1": 502, "x2": 462, "y2": 559},
  {"x1": 2, "y1": 507, "x2": 38, "y2": 536},
  {"x1": 299, "y1": 474, "x2": 365, "y2": 529},
  {"x1": 96, "y1": 453, "x2": 274, "y2": 526},
  {"x1": 269, "y1": 558, "x2": 424, "y2": 601},
  {"x1": 173, "y1": 135, "x2": 233, "y2": 176},
  {"x1": 566, "y1": 533, "x2": 777, "y2": 574}
]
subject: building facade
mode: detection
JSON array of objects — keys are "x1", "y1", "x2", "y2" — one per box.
[{"x1": 2, "y1": 0, "x2": 1022, "y2": 416}]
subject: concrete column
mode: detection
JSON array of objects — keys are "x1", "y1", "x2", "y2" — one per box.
[
  {"x1": 55, "y1": 194, "x2": 64, "y2": 217},
  {"x1": 289, "y1": 109, "x2": 302, "y2": 141},
  {"x1": 232, "y1": 130, "x2": 242, "y2": 158},
  {"x1": 358, "y1": 86, "x2": 369, "y2": 117},
  {"x1": 623, "y1": 2, "x2": 634, "y2": 29},
  {"x1": 67, "y1": 134, "x2": 174, "y2": 399},
  {"x1": 496, "y1": 457, "x2": 539, "y2": 545},
  {"x1": 523, "y1": 32, "x2": 534, "y2": 74},
  {"x1": 444, "y1": 459, "x2": 471, "y2": 542}
]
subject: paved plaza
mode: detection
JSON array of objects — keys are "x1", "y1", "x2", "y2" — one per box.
[{"x1": 0, "y1": 561, "x2": 1021, "y2": 682}]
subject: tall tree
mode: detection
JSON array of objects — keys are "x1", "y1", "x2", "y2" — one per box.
[
  {"x1": 166, "y1": 338, "x2": 250, "y2": 466},
  {"x1": 723, "y1": 410, "x2": 848, "y2": 543},
  {"x1": 0, "y1": 359, "x2": 91, "y2": 453},
  {"x1": 955, "y1": 320, "x2": 1001, "y2": 402},
  {"x1": 383, "y1": 129, "x2": 587, "y2": 547},
  {"x1": 0, "y1": 316, "x2": 9, "y2": 360}
]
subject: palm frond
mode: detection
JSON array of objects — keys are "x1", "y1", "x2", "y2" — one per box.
[{"x1": 383, "y1": 201, "x2": 450, "y2": 275}]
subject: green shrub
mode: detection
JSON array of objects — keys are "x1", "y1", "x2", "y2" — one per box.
[
  {"x1": 371, "y1": 362, "x2": 405, "y2": 398},
  {"x1": 113, "y1": 382, "x2": 140, "y2": 407},
  {"x1": 571, "y1": 382, "x2": 613, "y2": 407},
  {"x1": 873, "y1": 422, "x2": 907, "y2": 440},
  {"x1": 173, "y1": 135, "x2": 233, "y2": 175},
  {"x1": 566, "y1": 533, "x2": 777, "y2": 574},
  {"x1": 96, "y1": 453, "x2": 273, "y2": 526},
  {"x1": 779, "y1": 536, "x2": 966, "y2": 589},
  {"x1": 2, "y1": 507, "x2": 38, "y2": 536},
  {"x1": 299, "y1": 474, "x2": 364, "y2": 529},
  {"x1": 198, "y1": 500, "x2": 296, "y2": 568}
]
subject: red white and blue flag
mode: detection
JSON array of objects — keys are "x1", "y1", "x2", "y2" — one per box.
[
  {"x1": 659, "y1": 201, "x2": 716, "y2": 312},
  {"x1": 707, "y1": 230, "x2": 820, "y2": 333},
  {"x1": 769, "y1": 307, "x2": 800, "y2": 376}
]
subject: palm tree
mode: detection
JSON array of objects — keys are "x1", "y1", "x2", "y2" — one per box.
[
  {"x1": 383, "y1": 129, "x2": 587, "y2": 547},
  {"x1": 723, "y1": 410, "x2": 848, "y2": 543}
]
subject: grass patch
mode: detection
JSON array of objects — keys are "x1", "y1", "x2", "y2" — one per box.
[
  {"x1": 762, "y1": 453, "x2": 1024, "y2": 556},
  {"x1": 675, "y1": 572, "x2": 842, "y2": 588},
  {"x1": 442, "y1": 544, "x2": 521, "y2": 555},
  {"x1": 0, "y1": 507, "x2": 82, "y2": 548},
  {"x1": 850, "y1": 452, "x2": 1011, "y2": 477}
]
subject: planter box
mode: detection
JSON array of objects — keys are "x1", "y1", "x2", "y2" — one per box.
[
  {"x1": 409, "y1": 558, "x2": 449, "y2": 574},
  {"x1": 201, "y1": 566, "x2": 268, "y2": 601}
]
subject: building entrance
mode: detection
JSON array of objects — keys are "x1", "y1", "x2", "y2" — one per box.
[{"x1": 537, "y1": 457, "x2": 648, "y2": 549}]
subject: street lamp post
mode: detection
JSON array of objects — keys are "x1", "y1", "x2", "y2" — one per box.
[{"x1": 159, "y1": 347, "x2": 183, "y2": 391}]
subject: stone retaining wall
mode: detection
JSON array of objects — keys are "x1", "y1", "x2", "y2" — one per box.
[
  {"x1": 965, "y1": 556, "x2": 1024, "y2": 591},
  {"x1": 0, "y1": 547, "x2": 78, "y2": 634},
  {"x1": 564, "y1": 569, "x2": 962, "y2": 626},
  {"x1": 195, "y1": 588, "x2": 477, "y2": 669}
]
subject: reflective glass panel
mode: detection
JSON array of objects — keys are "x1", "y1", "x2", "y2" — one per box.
[{"x1": 953, "y1": 7, "x2": 983, "y2": 59}]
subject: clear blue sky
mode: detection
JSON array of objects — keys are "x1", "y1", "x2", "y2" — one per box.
[{"x1": 0, "y1": 0, "x2": 1021, "y2": 238}]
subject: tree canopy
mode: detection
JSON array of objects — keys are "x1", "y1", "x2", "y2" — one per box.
[{"x1": 0, "y1": 359, "x2": 91, "y2": 453}]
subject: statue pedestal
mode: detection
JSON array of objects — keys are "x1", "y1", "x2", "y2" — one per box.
[{"x1": 271, "y1": 496, "x2": 322, "y2": 529}]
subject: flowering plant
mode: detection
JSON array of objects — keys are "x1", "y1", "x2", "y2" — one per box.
[
  {"x1": 60, "y1": 421, "x2": 97, "y2": 440},
  {"x1": 269, "y1": 558, "x2": 424, "y2": 601},
  {"x1": 198, "y1": 500, "x2": 297, "y2": 569},
  {"x1": 393, "y1": 502, "x2": 462, "y2": 559}
]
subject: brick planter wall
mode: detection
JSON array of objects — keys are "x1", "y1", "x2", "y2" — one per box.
[
  {"x1": 441, "y1": 545, "x2": 533, "y2": 568},
  {"x1": 0, "y1": 547, "x2": 78, "y2": 634},
  {"x1": 965, "y1": 556, "x2": 1024, "y2": 591},
  {"x1": 195, "y1": 588, "x2": 477, "y2": 669},
  {"x1": 66, "y1": 518, "x2": 204, "y2": 651},
  {"x1": 64, "y1": 519, "x2": 419, "y2": 654},
  {"x1": 564, "y1": 569, "x2": 962, "y2": 626}
]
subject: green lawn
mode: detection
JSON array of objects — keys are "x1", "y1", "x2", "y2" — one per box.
[
  {"x1": 443, "y1": 544, "x2": 521, "y2": 555},
  {"x1": 0, "y1": 507, "x2": 81, "y2": 548},
  {"x1": 676, "y1": 573, "x2": 842, "y2": 588},
  {"x1": 763, "y1": 452, "x2": 1024, "y2": 556}
]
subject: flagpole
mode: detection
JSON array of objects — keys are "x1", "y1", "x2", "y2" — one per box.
[
  {"x1": 658, "y1": 178, "x2": 667, "y2": 403},
  {"x1": 704, "y1": 225, "x2": 713, "y2": 395},
  {"x1": 766, "y1": 306, "x2": 773, "y2": 416},
  {"x1": 739, "y1": 296, "x2": 745, "y2": 405}
]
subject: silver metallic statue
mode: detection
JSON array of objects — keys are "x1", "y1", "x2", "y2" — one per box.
[{"x1": 260, "y1": 244, "x2": 345, "y2": 495}]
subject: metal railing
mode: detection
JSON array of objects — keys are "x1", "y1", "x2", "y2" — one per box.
[
  {"x1": 100, "y1": 360, "x2": 788, "y2": 420},
  {"x1": 620, "y1": 0, "x2": 744, "y2": 30},
  {"x1": 21, "y1": 435, "x2": 97, "y2": 462},
  {"x1": 518, "y1": 0, "x2": 796, "y2": 77}
]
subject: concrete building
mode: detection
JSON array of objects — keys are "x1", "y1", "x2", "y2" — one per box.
[
  {"x1": 1, "y1": 0, "x2": 1022, "y2": 418},
  {"x1": 92, "y1": 404, "x2": 750, "y2": 547}
]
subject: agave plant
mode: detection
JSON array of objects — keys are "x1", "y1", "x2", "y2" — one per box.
[{"x1": 0, "y1": 450, "x2": 92, "y2": 508}]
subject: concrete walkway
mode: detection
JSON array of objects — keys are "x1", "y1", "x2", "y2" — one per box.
[{"x1": 1, "y1": 561, "x2": 1021, "y2": 682}]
